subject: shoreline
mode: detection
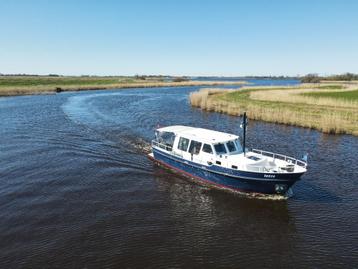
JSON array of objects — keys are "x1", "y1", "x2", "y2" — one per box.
[
  {"x1": 0, "y1": 78, "x2": 247, "y2": 97},
  {"x1": 189, "y1": 82, "x2": 358, "y2": 136}
]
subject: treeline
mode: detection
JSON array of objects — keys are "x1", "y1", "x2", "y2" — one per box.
[
  {"x1": 301, "y1": 73, "x2": 358, "y2": 83},
  {"x1": 134, "y1": 74, "x2": 189, "y2": 82},
  {"x1": 134, "y1": 74, "x2": 169, "y2": 80}
]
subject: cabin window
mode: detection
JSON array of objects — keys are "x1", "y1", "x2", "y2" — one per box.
[
  {"x1": 202, "y1": 144, "x2": 213, "y2": 154},
  {"x1": 189, "y1": 140, "x2": 202, "y2": 155},
  {"x1": 226, "y1": 141, "x2": 237, "y2": 152},
  {"x1": 178, "y1": 137, "x2": 190, "y2": 151},
  {"x1": 157, "y1": 131, "x2": 175, "y2": 147},
  {"x1": 235, "y1": 139, "x2": 243, "y2": 153},
  {"x1": 214, "y1": 143, "x2": 227, "y2": 154}
]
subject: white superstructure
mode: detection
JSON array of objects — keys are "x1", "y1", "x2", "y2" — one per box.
[{"x1": 153, "y1": 125, "x2": 307, "y2": 174}]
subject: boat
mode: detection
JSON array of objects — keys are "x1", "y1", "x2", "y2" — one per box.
[{"x1": 148, "y1": 113, "x2": 307, "y2": 196}]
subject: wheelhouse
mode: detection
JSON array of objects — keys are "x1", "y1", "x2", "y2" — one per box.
[{"x1": 153, "y1": 126, "x2": 242, "y2": 157}]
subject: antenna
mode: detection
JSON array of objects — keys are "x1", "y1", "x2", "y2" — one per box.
[{"x1": 242, "y1": 112, "x2": 247, "y2": 156}]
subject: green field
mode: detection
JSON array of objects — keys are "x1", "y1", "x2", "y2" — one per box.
[{"x1": 303, "y1": 89, "x2": 358, "y2": 100}]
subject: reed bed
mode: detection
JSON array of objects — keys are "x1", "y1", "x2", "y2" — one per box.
[
  {"x1": 189, "y1": 83, "x2": 358, "y2": 136},
  {"x1": 0, "y1": 76, "x2": 247, "y2": 97}
]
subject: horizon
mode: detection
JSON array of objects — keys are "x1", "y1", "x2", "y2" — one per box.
[
  {"x1": 1, "y1": 0, "x2": 358, "y2": 76},
  {"x1": 0, "y1": 73, "x2": 356, "y2": 78}
]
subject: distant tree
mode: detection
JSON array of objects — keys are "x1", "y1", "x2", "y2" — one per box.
[
  {"x1": 173, "y1": 76, "x2": 189, "y2": 82},
  {"x1": 135, "y1": 74, "x2": 146, "y2": 80},
  {"x1": 301, "y1": 74, "x2": 321, "y2": 83},
  {"x1": 331, "y1": 73, "x2": 357, "y2": 81}
]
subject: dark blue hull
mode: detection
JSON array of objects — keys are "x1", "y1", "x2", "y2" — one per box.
[{"x1": 151, "y1": 148, "x2": 304, "y2": 195}]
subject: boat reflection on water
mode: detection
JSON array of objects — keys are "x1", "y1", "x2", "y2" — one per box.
[{"x1": 151, "y1": 165, "x2": 297, "y2": 243}]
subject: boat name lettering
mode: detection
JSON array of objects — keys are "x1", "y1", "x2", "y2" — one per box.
[{"x1": 264, "y1": 174, "x2": 276, "y2": 178}]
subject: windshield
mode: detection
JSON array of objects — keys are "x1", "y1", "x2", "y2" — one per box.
[
  {"x1": 226, "y1": 141, "x2": 237, "y2": 152},
  {"x1": 214, "y1": 143, "x2": 227, "y2": 154},
  {"x1": 235, "y1": 139, "x2": 243, "y2": 153}
]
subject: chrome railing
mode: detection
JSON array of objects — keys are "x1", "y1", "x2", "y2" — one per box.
[
  {"x1": 252, "y1": 149, "x2": 307, "y2": 168},
  {"x1": 151, "y1": 140, "x2": 173, "y2": 152}
]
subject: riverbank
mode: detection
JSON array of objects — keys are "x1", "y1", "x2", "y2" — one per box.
[
  {"x1": 0, "y1": 76, "x2": 247, "y2": 97},
  {"x1": 189, "y1": 82, "x2": 358, "y2": 136}
]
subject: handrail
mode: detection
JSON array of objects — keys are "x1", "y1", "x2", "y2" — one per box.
[
  {"x1": 152, "y1": 140, "x2": 173, "y2": 152},
  {"x1": 252, "y1": 148, "x2": 307, "y2": 167}
]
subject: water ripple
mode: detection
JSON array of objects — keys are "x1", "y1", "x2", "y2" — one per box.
[{"x1": 0, "y1": 83, "x2": 357, "y2": 268}]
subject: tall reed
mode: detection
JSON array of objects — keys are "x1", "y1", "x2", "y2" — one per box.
[{"x1": 189, "y1": 86, "x2": 358, "y2": 136}]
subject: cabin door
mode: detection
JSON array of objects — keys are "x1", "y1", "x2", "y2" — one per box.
[
  {"x1": 187, "y1": 140, "x2": 203, "y2": 164},
  {"x1": 199, "y1": 144, "x2": 215, "y2": 166}
]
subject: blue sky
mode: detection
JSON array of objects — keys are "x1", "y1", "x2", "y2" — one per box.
[{"x1": 1, "y1": 0, "x2": 357, "y2": 76}]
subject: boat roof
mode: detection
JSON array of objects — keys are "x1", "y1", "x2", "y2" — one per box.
[{"x1": 157, "y1": 125, "x2": 239, "y2": 144}]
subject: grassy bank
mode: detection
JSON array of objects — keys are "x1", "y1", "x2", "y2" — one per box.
[
  {"x1": 0, "y1": 76, "x2": 247, "y2": 97},
  {"x1": 189, "y1": 83, "x2": 358, "y2": 136},
  {"x1": 303, "y1": 89, "x2": 358, "y2": 100}
]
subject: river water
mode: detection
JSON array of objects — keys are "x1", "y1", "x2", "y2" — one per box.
[{"x1": 0, "y1": 80, "x2": 357, "y2": 268}]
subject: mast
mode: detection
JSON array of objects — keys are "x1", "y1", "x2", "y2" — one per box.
[{"x1": 242, "y1": 112, "x2": 247, "y2": 156}]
